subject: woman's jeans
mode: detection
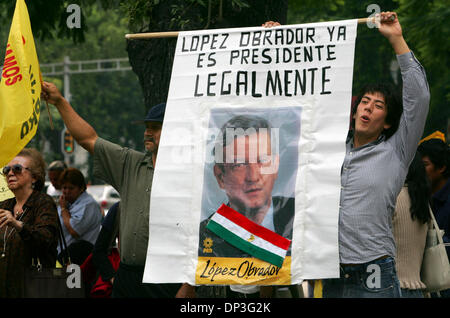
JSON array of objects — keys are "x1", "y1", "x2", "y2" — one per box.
[{"x1": 322, "y1": 256, "x2": 402, "y2": 298}]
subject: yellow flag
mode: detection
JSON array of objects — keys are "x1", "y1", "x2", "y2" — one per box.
[
  {"x1": 313, "y1": 279, "x2": 323, "y2": 298},
  {"x1": 0, "y1": 0, "x2": 42, "y2": 167},
  {"x1": 0, "y1": 177, "x2": 14, "y2": 201},
  {"x1": 419, "y1": 130, "x2": 446, "y2": 145}
]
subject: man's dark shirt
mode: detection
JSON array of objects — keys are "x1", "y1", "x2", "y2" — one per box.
[{"x1": 431, "y1": 179, "x2": 450, "y2": 259}]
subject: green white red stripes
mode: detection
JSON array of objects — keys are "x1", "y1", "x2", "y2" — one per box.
[{"x1": 206, "y1": 204, "x2": 291, "y2": 267}]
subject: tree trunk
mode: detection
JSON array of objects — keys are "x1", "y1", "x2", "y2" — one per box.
[{"x1": 126, "y1": 0, "x2": 288, "y2": 112}]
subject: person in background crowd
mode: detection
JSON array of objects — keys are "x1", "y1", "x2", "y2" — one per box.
[
  {"x1": 57, "y1": 168, "x2": 102, "y2": 266},
  {"x1": 46, "y1": 160, "x2": 67, "y2": 203},
  {"x1": 0, "y1": 148, "x2": 59, "y2": 297},
  {"x1": 91, "y1": 201, "x2": 120, "y2": 296},
  {"x1": 392, "y1": 152, "x2": 431, "y2": 298},
  {"x1": 81, "y1": 201, "x2": 121, "y2": 298},
  {"x1": 418, "y1": 138, "x2": 450, "y2": 298},
  {"x1": 41, "y1": 83, "x2": 190, "y2": 298}
]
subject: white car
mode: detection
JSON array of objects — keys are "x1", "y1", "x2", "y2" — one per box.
[{"x1": 86, "y1": 184, "x2": 120, "y2": 215}]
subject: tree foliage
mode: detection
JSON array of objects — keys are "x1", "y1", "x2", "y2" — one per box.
[
  {"x1": 289, "y1": 0, "x2": 400, "y2": 94},
  {"x1": 1, "y1": 1, "x2": 145, "y2": 183},
  {"x1": 289, "y1": 0, "x2": 449, "y2": 137},
  {"x1": 397, "y1": 0, "x2": 450, "y2": 136},
  {"x1": 123, "y1": 0, "x2": 288, "y2": 109},
  {"x1": 0, "y1": 0, "x2": 89, "y2": 44}
]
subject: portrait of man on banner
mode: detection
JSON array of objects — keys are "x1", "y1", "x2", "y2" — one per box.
[{"x1": 198, "y1": 107, "x2": 301, "y2": 262}]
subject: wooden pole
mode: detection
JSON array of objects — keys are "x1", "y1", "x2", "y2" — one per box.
[
  {"x1": 125, "y1": 16, "x2": 392, "y2": 40},
  {"x1": 125, "y1": 31, "x2": 179, "y2": 39},
  {"x1": 39, "y1": 71, "x2": 54, "y2": 130}
]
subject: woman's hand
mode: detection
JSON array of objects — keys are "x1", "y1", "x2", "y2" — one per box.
[
  {"x1": 59, "y1": 196, "x2": 71, "y2": 225},
  {"x1": 58, "y1": 198, "x2": 80, "y2": 239},
  {"x1": 0, "y1": 209, "x2": 23, "y2": 231},
  {"x1": 59, "y1": 194, "x2": 68, "y2": 210}
]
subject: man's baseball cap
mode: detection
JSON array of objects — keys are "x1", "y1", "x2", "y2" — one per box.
[{"x1": 133, "y1": 103, "x2": 166, "y2": 124}]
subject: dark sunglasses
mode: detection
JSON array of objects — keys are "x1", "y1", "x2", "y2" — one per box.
[{"x1": 1, "y1": 164, "x2": 31, "y2": 176}]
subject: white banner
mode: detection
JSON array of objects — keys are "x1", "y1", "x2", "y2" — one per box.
[{"x1": 144, "y1": 19, "x2": 358, "y2": 285}]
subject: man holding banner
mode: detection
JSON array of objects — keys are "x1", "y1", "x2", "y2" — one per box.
[
  {"x1": 321, "y1": 12, "x2": 430, "y2": 297},
  {"x1": 40, "y1": 85, "x2": 190, "y2": 297}
]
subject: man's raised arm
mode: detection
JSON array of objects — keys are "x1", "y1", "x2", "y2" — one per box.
[{"x1": 41, "y1": 81, "x2": 98, "y2": 154}]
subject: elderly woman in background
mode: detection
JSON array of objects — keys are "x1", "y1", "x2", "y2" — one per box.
[
  {"x1": 58, "y1": 168, "x2": 102, "y2": 266},
  {"x1": 0, "y1": 148, "x2": 59, "y2": 298}
]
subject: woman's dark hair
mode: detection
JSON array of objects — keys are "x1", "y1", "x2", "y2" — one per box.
[
  {"x1": 351, "y1": 83, "x2": 403, "y2": 140},
  {"x1": 59, "y1": 168, "x2": 87, "y2": 191},
  {"x1": 406, "y1": 152, "x2": 431, "y2": 224},
  {"x1": 417, "y1": 138, "x2": 450, "y2": 178}
]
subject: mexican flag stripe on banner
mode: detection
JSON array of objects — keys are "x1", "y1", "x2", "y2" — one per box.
[{"x1": 206, "y1": 204, "x2": 291, "y2": 267}]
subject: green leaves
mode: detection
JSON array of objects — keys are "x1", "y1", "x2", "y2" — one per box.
[{"x1": 397, "y1": 0, "x2": 450, "y2": 135}]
